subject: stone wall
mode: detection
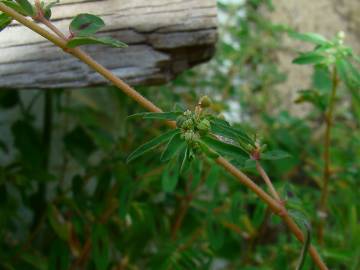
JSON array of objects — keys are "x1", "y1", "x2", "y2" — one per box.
[{"x1": 266, "y1": 0, "x2": 360, "y2": 110}]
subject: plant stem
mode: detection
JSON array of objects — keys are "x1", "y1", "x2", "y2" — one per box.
[
  {"x1": 0, "y1": 3, "x2": 165, "y2": 119},
  {"x1": 0, "y1": 4, "x2": 328, "y2": 269},
  {"x1": 171, "y1": 195, "x2": 192, "y2": 240},
  {"x1": 317, "y1": 66, "x2": 338, "y2": 244},
  {"x1": 34, "y1": 0, "x2": 67, "y2": 40},
  {"x1": 255, "y1": 160, "x2": 281, "y2": 201}
]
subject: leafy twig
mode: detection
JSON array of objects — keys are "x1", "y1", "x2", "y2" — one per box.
[{"x1": 0, "y1": 4, "x2": 328, "y2": 269}]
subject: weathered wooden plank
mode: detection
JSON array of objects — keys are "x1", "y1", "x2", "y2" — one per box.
[{"x1": 0, "y1": 0, "x2": 217, "y2": 89}]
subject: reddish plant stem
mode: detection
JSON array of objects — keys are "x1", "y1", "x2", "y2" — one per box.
[
  {"x1": 317, "y1": 66, "x2": 338, "y2": 244},
  {"x1": 171, "y1": 196, "x2": 192, "y2": 240},
  {"x1": 255, "y1": 160, "x2": 281, "y2": 202}
]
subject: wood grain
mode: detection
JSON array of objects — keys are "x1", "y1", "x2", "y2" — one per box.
[{"x1": 0, "y1": 0, "x2": 217, "y2": 89}]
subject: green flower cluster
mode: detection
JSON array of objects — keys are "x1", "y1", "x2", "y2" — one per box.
[
  {"x1": 176, "y1": 96, "x2": 212, "y2": 156},
  {"x1": 177, "y1": 110, "x2": 210, "y2": 145}
]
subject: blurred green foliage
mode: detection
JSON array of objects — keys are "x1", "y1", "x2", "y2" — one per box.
[{"x1": 0, "y1": 0, "x2": 359, "y2": 269}]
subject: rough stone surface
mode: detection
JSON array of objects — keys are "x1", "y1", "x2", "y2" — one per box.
[
  {"x1": 266, "y1": 0, "x2": 360, "y2": 110},
  {"x1": 0, "y1": 0, "x2": 217, "y2": 89}
]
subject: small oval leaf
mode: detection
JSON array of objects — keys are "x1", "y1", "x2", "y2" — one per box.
[
  {"x1": 289, "y1": 31, "x2": 329, "y2": 45},
  {"x1": 67, "y1": 36, "x2": 127, "y2": 48},
  {"x1": 69, "y1": 13, "x2": 105, "y2": 36}
]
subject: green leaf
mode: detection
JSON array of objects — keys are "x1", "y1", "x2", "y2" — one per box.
[
  {"x1": 47, "y1": 204, "x2": 69, "y2": 241},
  {"x1": 42, "y1": 0, "x2": 59, "y2": 20},
  {"x1": 1, "y1": 1, "x2": 28, "y2": 16},
  {"x1": 230, "y1": 192, "x2": 242, "y2": 224},
  {"x1": 198, "y1": 140, "x2": 219, "y2": 159},
  {"x1": 205, "y1": 165, "x2": 219, "y2": 190},
  {"x1": 118, "y1": 178, "x2": 135, "y2": 219},
  {"x1": 201, "y1": 136, "x2": 248, "y2": 159},
  {"x1": 190, "y1": 159, "x2": 202, "y2": 190},
  {"x1": 313, "y1": 66, "x2": 332, "y2": 92},
  {"x1": 295, "y1": 89, "x2": 327, "y2": 111},
  {"x1": 207, "y1": 219, "x2": 224, "y2": 250},
  {"x1": 0, "y1": 13, "x2": 12, "y2": 32},
  {"x1": 69, "y1": 13, "x2": 105, "y2": 36},
  {"x1": 289, "y1": 31, "x2": 329, "y2": 45},
  {"x1": 49, "y1": 240, "x2": 70, "y2": 270},
  {"x1": 128, "y1": 111, "x2": 182, "y2": 121},
  {"x1": 127, "y1": 129, "x2": 180, "y2": 163},
  {"x1": 162, "y1": 161, "x2": 179, "y2": 192},
  {"x1": 160, "y1": 132, "x2": 186, "y2": 161},
  {"x1": 209, "y1": 117, "x2": 254, "y2": 146},
  {"x1": 178, "y1": 146, "x2": 190, "y2": 173},
  {"x1": 284, "y1": 185, "x2": 311, "y2": 223},
  {"x1": 67, "y1": 36, "x2": 128, "y2": 48},
  {"x1": 14, "y1": 0, "x2": 35, "y2": 16},
  {"x1": 242, "y1": 158, "x2": 256, "y2": 169},
  {"x1": 336, "y1": 59, "x2": 360, "y2": 120},
  {"x1": 296, "y1": 223, "x2": 311, "y2": 270},
  {"x1": 293, "y1": 52, "x2": 327, "y2": 65},
  {"x1": 21, "y1": 253, "x2": 48, "y2": 270},
  {"x1": 336, "y1": 59, "x2": 360, "y2": 90},
  {"x1": 261, "y1": 150, "x2": 291, "y2": 160},
  {"x1": 91, "y1": 224, "x2": 110, "y2": 270}
]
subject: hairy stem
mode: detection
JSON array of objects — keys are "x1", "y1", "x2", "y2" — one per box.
[
  {"x1": 34, "y1": 0, "x2": 67, "y2": 39},
  {"x1": 317, "y1": 66, "x2": 338, "y2": 244},
  {"x1": 0, "y1": 4, "x2": 328, "y2": 269},
  {"x1": 256, "y1": 160, "x2": 281, "y2": 201}
]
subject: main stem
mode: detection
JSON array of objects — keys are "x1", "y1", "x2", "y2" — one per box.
[
  {"x1": 317, "y1": 66, "x2": 338, "y2": 244},
  {"x1": 0, "y1": 4, "x2": 328, "y2": 269}
]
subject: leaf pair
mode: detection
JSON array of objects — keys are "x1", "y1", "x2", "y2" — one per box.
[
  {"x1": 127, "y1": 111, "x2": 289, "y2": 166},
  {"x1": 290, "y1": 31, "x2": 354, "y2": 66},
  {"x1": 4, "y1": 0, "x2": 34, "y2": 15},
  {"x1": 295, "y1": 89, "x2": 327, "y2": 111},
  {"x1": 0, "y1": 0, "x2": 58, "y2": 27},
  {"x1": 67, "y1": 13, "x2": 127, "y2": 48},
  {"x1": 1, "y1": 0, "x2": 36, "y2": 32}
]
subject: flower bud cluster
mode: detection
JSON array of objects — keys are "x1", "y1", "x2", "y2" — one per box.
[{"x1": 176, "y1": 109, "x2": 211, "y2": 149}]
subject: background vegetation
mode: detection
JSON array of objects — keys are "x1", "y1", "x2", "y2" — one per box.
[{"x1": 0, "y1": 0, "x2": 359, "y2": 269}]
